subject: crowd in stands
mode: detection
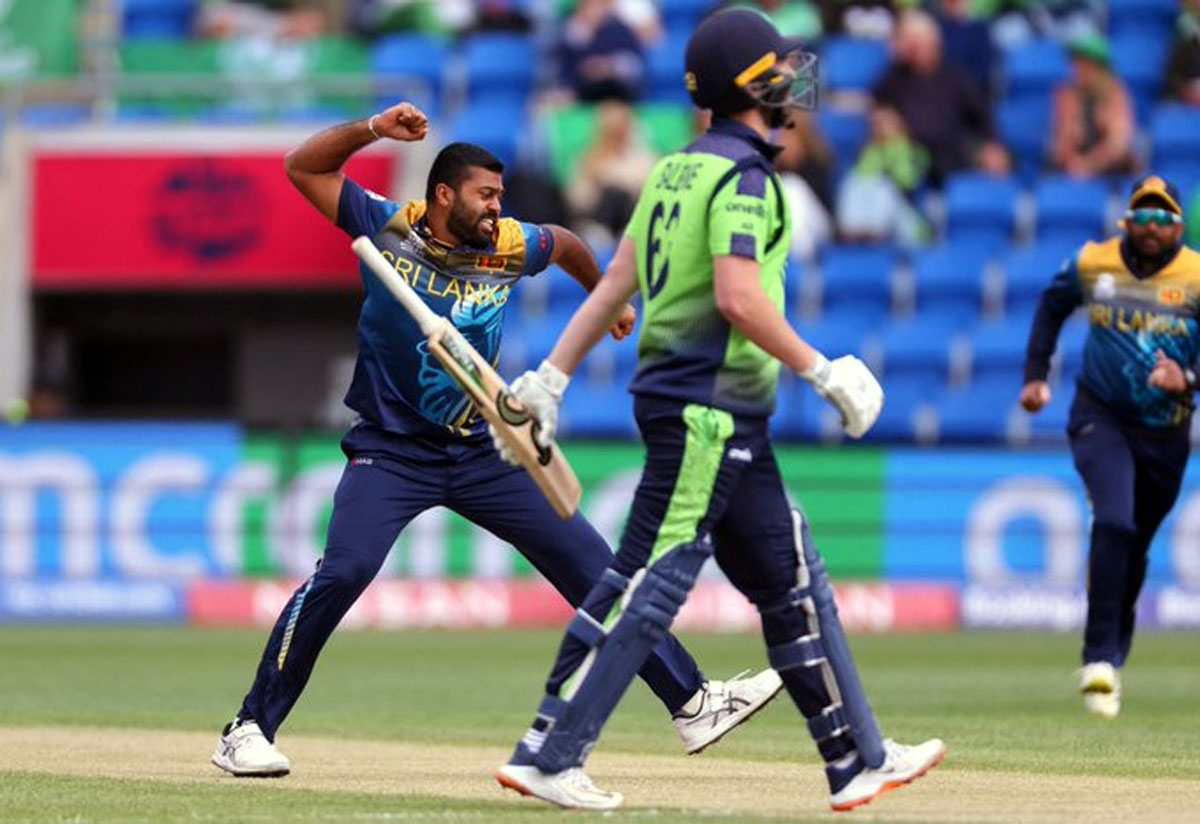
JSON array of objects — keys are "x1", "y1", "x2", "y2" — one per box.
[{"x1": 8, "y1": 0, "x2": 1200, "y2": 442}]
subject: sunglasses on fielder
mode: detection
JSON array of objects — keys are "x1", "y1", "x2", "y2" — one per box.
[{"x1": 1126, "y1": 208, "x2": 1182, "y2": 227}]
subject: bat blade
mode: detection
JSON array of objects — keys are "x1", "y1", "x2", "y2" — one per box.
[{"x1": 428, "y1": 324, "x2": 582, "y2": 519}]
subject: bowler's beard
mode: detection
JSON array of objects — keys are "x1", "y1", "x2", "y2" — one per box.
[{"x1": 447, "y1": 200, "x2": 494, "y2": 249}]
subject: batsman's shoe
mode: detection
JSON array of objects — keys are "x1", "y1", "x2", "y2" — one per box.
[
  {"x1": 1080, "y1": 662, "x2": 1121, "y2": 719},
  {"x1": 829, "y1": 738, "x2": 946, "y2": 812},
  {"x1": 674, "y1": 669, "x2": 784, "y2": 755},
  {"x1": 495, "y1": 764, "x2": 623, "y2": 811},
  {"x1": 212, "y1": 719, "x2": 291, "y2": 777}
]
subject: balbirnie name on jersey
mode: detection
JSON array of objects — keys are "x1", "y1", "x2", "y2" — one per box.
[{"x1": 336, "y1": 179, "x2": 553, "y2": 439}]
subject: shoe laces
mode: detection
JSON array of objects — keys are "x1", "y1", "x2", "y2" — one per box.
[
  {"x1": 562, "y1": 768, "x2": 603, "y2": 794},
  {"x1": 707, "y1": 669, "x2": 751, "y2": 703}
]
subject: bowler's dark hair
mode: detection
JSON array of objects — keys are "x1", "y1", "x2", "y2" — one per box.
[{"x1": 425, "y1": 143, "x2": 504, "y2": 202}]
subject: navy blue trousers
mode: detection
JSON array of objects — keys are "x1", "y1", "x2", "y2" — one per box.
[
  {"x1": 238, "y1": 423, "x2": 702, "y2": 739},
  {"x1": 1068, "y1": 390, "x2": 1190, "y2": 667},
  {"x1": 535, "y1": 396, "x2": 856, "y2": 775}
]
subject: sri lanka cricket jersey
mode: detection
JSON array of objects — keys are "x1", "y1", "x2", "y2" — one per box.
[
  {"x1": 1025, "y1": 237, "x2": 1200, "y2": 427},
  {"x1": 336, "y1": 179, "x2": 554, "y2": 438},
  {"x1": 625, "y1": 118, "x2": 790, "y2": 417}
]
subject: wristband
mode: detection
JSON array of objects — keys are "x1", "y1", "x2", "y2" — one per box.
[
  {"x1": 800, "y1": 352, "x2": 832, "y2": 388},
  {"x1": 535, "y1": 360, "x2": 570, "y2": 398},
  {"x1": 367, "y1": 114, "x2": 382, "y2": 140}
]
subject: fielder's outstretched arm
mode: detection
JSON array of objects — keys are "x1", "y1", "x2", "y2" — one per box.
[{"x1": 284, "y1": 102, "x2": 429, "y2": 222}]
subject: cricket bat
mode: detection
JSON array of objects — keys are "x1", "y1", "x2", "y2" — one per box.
[{"x1": 351, "y1": 235, "x2": 582, "y2": 519}]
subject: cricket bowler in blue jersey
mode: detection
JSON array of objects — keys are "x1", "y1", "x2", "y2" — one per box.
[
  {"x1": 489, "y1": 10, "x2": 945, "y2": 813},
  {"x1": 1021, "y1": 175, "x2": 1200, "y2": 719},
  {"x1": 211, "y1": 102, "x2": 782, "y2": 777}
]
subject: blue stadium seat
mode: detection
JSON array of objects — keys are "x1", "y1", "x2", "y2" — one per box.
[
  {"x1": 968, "y1": 316, "x2": 1032, "y2": 383},
  {"x1": 771, "y1": 381, "x2": 822, "y2": 441},
  {"x1": 911, "y1": 241, "x2": 990, "y2": 317},
  {"x1": 1112, "y1": 34, "x2": 1168, "y2": 125},
  {"x1": 875, "y1": 313, "x2": 964, "y2": 386},
  {"x1": 944, "y1": 173, "x2": 1020, "y2": 246},
  {"x1": 816, "y1": 109, "x2": 868, "y2": 175},
  {"x1": 1034, "y1": 176, "x2": 1110, "y2": 242},
  {"x1": 371, "y1": 35, "x2": 449, "y2": 113},
  {"x1": 1151, "y1": 105, "x2": 1200, "y2": 184},
  {"x1": 464, "y1": 34, "x2": 536, "y2": 106},
  {"x1": 996, "y1": 99, "x2": 1049, "y2": 183},
  {"x1": 660, "y1": 0, "x2": 710, "y2": 30},
  {"x1": 20, "y1": 104, "x2": 92, "y2": 127},
  {"x1": 864, "y1": 377, "x2": 939, "y2": 442},
  {"x1": 584, "y1": 334, "x2": 640, "y2": 388},
  {"x1": 123, "y1": 0, "x2": 196, "y2": 40},
  {"x1": 819, "y1": 244, "x2": 897, "y2": 317},
  {"x1": 559, "y1": 382, "x2": 637, "y2": 438},
  {"x1": 645, "y1": 30, "x2": 691, "y2": 103},
  {"x1": 821, "y1": 36, "x2": 889, "y2": 94},
  {"x1": 1002, "y1": 240, "x2": 1077, "y2": 317},
  {"x1": 1107, "y1": 0, "x2": 1177, "y2": 40},
  {"x1": 448, "y1": 102, "x2": 523, "y2": 168},
  {"x1": 1005, "y1": 39, "x2": 1068, "y2": 108},
  {"x1": 936, "y1": 376, "x2": 1020, "y2": 441},
  {"x1": 795, "y1": 308, "x2": 876, "y2": 359}
]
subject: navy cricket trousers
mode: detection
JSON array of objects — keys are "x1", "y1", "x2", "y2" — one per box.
[
  {"x1": 239, "y1": 423, "x2": 702, "y2": 739},
  {"x1": 1068, "y1": 390, "x2": 1190, "y2": 667}
]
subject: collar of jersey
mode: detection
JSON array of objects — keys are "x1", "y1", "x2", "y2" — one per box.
[{"x1": 708, "y1": 116, "x2": 783, "y2": 161}]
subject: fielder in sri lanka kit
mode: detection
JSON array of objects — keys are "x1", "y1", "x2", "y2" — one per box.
[
  {"x1": 491, "y1": 9, "x2": 945, "y2": 813},
  {"x1": 1021, "y1": 175, "x2": 1200, "y2": 719},
  {"x1": 211, "y1": 102, "x2": 782, "y2": 776}
]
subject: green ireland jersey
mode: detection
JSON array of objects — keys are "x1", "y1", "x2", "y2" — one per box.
[{"x1": 625, "y1": 119, "x2": 790, "y2": 417}]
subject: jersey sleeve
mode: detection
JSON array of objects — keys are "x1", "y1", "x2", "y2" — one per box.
[
  {"x1": 708, "y1": 165, "x2": 773, "y2": 262},
  {"x1": 336, "y1": 178, "x2": 400, "y2": 238},
  {"x1": 1023, "y1": 252, "x2": 1084, "y2": 382},
  {"x1": 518, "y1": 222, "x2": 555, "y2": 275}
]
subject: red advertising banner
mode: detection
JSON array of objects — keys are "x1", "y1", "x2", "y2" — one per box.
[
  {"x1": 32, "y1": 151, "x2": 395, "y2": 288},
  {"x1": 187, "y1": 579, "x2": 961, "y2": 632}
]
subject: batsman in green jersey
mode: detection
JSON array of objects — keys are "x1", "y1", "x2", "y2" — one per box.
[{"x1": 491, "y1": 9, "x2": 945, "y2": 813}]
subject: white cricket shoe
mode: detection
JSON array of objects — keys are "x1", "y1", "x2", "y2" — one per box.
[
  {"x1": 211, "y1": 719, "x2": 291, "y2": 777},
  {"x1": 495, "y1": 763, "x2": 623, "y2": 810},
  {"x1": 1080, "y1": 662, "x2": 1121, "y2": 719},
  {"x1": 829, "y1": 738, "x2": 946, "y2": 812},
  {"x1": 674, "y1": 669, "x2": 784, "y2": 755}
]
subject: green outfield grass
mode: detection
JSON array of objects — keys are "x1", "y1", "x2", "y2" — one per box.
[{"x1": 1, "y1": 627, "x2": 1198, "y2": 823}]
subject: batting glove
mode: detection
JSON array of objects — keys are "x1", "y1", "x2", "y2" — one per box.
[
  {"x1": 801, "y1": 353, "x2": 884, "y2": 439},
  {"x1": 490, "y1": 360, "x2": 569, "y2": 466}
]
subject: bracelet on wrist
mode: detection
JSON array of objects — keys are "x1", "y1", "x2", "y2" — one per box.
[{"x1": 367, "y1": 114, "x2": 381, "y2": 140}]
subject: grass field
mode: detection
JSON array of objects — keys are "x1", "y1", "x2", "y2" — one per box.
[{"x1": 1, "y1": 627, "x2": 1198, "y2": 823}]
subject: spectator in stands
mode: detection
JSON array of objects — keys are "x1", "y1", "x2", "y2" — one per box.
[
  {"x1": 613, "y1": 0, "x2": 663, "y2": 45},
  {"x1": 564, "y1": 100, "x2": 657, "y2": 247},
  {"x1": 990, "y1": 0, "x2": 1105, "y2": 52},
  {"x1": 1049, "y1": 35, "x2": 1136, "y2": 179},
  {"x1": 819, "y1": 0, "x2": 894, "y2": 39},
  {"x1": 718, "y1": 0, "x2": 823, "y2": 40},
  {"x1": 775, "y1": 113, "x2": 836, "y2": 211},
  {"x1": 557, "y1": 0, "x2": 646, "y2": 103},
  {"x1": 776, "y1": 115, "x2": 834, "y2": 260},
  {"x1": 933, "y1": 0, "x2": 993, "y2": 94},
  {"x1": 199, "y1": 0, "x2": 329, "y2": 39},
  {"x1": 1164, "y1": 0, "x2": 1200, "y2": 104},
  {"x1": 472, "y1": 0, "x2": 534, "y2": 33},
  {"x1": 348, "y1": 0, "x2": 475, "y2": 37},
  {"x1": 836, "y1": 104, "x2": 932, "y2": 246},
  {"x1": 872, "y1": 10, "x2": 1009, "y2": 186}
]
